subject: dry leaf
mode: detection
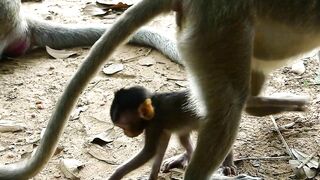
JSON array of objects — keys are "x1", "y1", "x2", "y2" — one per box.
[
  {"x1": 175, "y1": 81, "x2": 188, "y2": 87},
  {"x1": 138, "y1": 57, "x2": 155, "y2": 66},
  {"x1": 54, "y1": 146, "x2": 64, "y2": 156},
  {"x1": 90, "y1": 131, "x2": 115, "y2": 146},
  {"x1": 70, "y1": 106, "x2": 88, "y2": 120},
  {"x1": 87, "y1": 144, "x2": 119, "y2": 165},
  {"x1": 107, "y1": 3, "x2": 131, "y2": 11},
  {"x1": 102, "y1": 63, "x2": 124, "y2": 75},
  {"x1": 289, "y1": 160, "x2": 308, "y2": 179},
  {"x1": 96, "y1": 0, "x2": 123, "y2": 6},
  {"x1": 96, "y1": 0, "x2": 132, "y2": 11},
  {"x1": 46, "y1": 46, "x2": 77, "y2": 59},
  {"x1": 59, "y1": 159, "x2": 84, "y2": 180},
  {"x1": 289, "y1": 149, "x2": 319, "y2": 179},
  {"x1": 303, "y1": 165, "x2": 318, "y2": 179},
  {"x1": 292, "y1": 149, "x2": 319, "y2": 169},
  {"x1": 83, "y1": 4, "x2": 107, "y2": 16},
  {"x1": 0, "y1": 120, "x2": 25, "y2": 133}
]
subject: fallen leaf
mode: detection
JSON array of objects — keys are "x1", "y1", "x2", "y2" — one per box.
[
  {"x1": 303, "y1": 165, "x2": 318, "y2": 179},
  {"x1": 175, "y1": 81, "x2": 188, "y2": 87},
  {"x1": 108, "y1": 3, "x2": 131, "y2": 11},
  {"x1": 289, "y1": 149, "x2": 319, "y2": 179},
  {"x1": 96, "y1": 0, "x2": 133, "y2": 11},
  {"x1": 292, "y1": 149, "x2": 319, "y2": 169},
  {"x1": 0, "y1": 120, "x2": 25, "y2": 133},
  {"x1": 96, "y1": 0, "x2": 124, "y2": 6},
  {"x1": 90, "y1": 131, "x2": 115, "y2": 146},
  {"x1": 87, "y1": 144, "x2": 119, "y2": 165},
  {"x1": 102, "y1": 63, "x2": 124, "y2": 75},
  {"x1": 54, "y1": 146, "x2": 64, "y2": 156},
  {"x1": 70, "y1": 106, "x2": 88, "y2": 120},
  {"x1": 46, "y1": 46, "x2": 77, "y2": 59},
  {"x1": 291, "y1": 60, "x2": 305, "y2": 75},
  {"x1": 83, "y1": 4, "x2": 107, "y2": 16},
  {"x1": 289, "y1": 160, "x2": 308, "y2": 179},
  {"x1": 138, "y1": 57, "x2": 155, "y2": 66},
  {"x1": 59, "y1": 159, "x2": 84, "y2": 180}
]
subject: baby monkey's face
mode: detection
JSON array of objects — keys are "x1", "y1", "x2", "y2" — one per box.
[{"x1": 114, "y1": 110, "x2": 146, "y2": 138}]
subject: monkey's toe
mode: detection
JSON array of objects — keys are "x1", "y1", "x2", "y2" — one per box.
[
  {"x1": 222, "y1": 165, "x2": 237, "y2": 176},
  {"x1": 162, "y1": 154, "x2": 189, "y2": 173}
]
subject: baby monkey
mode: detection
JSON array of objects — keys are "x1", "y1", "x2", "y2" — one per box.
[
  {"x1": 110, "y1": 86, "x2": 236, "y2": 179},
  {"x1": 109, "y1": 86, "x2": 307, "y2": 180}
]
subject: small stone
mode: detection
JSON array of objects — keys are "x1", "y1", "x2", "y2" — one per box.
[{"x1": 291, "y1": 60, "x2": 305, "y2": 75}]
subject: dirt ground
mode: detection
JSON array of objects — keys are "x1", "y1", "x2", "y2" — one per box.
[{"x1": 0, "y1": 0, "x2": 319, "y2": 179}]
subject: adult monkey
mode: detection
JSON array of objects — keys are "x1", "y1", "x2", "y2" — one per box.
[
  {"x1": 0, "y1": 0, "x2": 179, "y2": 63},
  {"x1": 0, "y1": 0, "x2": 316, "y2": 180}
]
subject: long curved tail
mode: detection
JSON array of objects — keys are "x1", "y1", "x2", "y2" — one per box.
[
  {"x1": 0, "y1": 0, "x2": 172, "y2": 179},
  {"x1": 27, "y1": 18, "x2": 106, "y2": 49},
  {"x1": 27, "y1": 17, "x2": 181, "y2": 64},
  {"x1": 129, "y1": 28, "x2": 181, "y2": 64}
]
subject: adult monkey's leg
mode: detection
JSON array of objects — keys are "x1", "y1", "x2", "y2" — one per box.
[{"x1": 180, "y1": 1, "x2": 254, "y2": 179}]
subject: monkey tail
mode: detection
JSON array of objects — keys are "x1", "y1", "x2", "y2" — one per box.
[
  {"x1": 26, "y1": 18, "x2": 107, "y2": 49},
  {"x1": 0, "y1": 0, "x2": 173, "y2": 179},
  {"x1": 129, "y1": 28, "x2": 182, "y2": 64},
  {"x1": 27, "y1": 18, "x2": 182, "y2": 64}
]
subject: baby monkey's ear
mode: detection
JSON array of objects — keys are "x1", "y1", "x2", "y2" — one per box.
[{"x1": 138, "y1": 98, "x2": 155, "y2": 120}]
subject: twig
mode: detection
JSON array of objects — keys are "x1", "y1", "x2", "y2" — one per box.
[
  {"x1": 87, "y1": 79, "x2": 101, "y2": 92},
  {"x1": 234, "y1": 156, "x2": 291, "y2": 162},
  {"x1": 269, "y1": 115, "x2": 294, "y2": 158},
  {"x1": 272, "y1": 170, "x2": 293, "y2": 176},
  {"x1": 271, "y1": 122, "x2": 295, "y2": 132},
  {"x1": 297, "y1": 152, "x2": 317, "y2": 169},
  {"x1": 166, "y1": 77, "x2": 186, "y2": 81},
  {"x1": 144, "y1": 48, "x2": 152, "y2": 56},
  {"x1": 120, "y1": 48, "x2": 152, "y2": 63}
]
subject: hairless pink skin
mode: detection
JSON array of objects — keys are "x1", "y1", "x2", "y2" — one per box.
[{"x1": 3, "y1": 37, "x2": 30, "y2": 57}]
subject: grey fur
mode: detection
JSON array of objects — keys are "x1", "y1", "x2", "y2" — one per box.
[
  {"x1": 28, "y1": 18, "x2": 182, "y2": 64},
  {"x1": 130, "y1": 28, "x2": 181, "y2": 64},
  {"x1": 26, "y1": 18, "x2": 107, "y2": 49}
]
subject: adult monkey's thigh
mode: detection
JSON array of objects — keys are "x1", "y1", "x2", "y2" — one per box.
[{"x1": 178, "y1": 1, "x2": 254, "y2": 179}]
